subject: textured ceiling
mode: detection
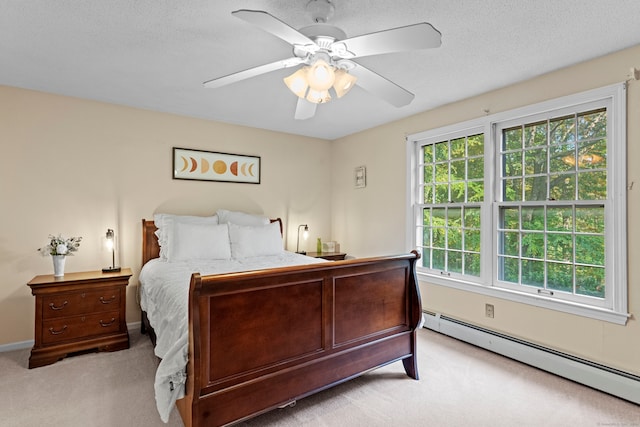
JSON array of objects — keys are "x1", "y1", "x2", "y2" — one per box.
[{"x1": 2, "y1": 1, "x2": 640, "y2": 140}]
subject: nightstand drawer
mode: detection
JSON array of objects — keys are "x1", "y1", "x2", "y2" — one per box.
[
  {"x1": 42, "y1": 288, "x2": 121, "y2": 319},
  {"x1": 41, "y1": 310, "x2": 121, "y2": 345}
]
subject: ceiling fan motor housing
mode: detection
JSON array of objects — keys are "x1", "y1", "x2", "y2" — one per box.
[
  {"x1": 306, "y1": 0, "x2": 335, "y2": 23},
  {"x1": 296, "y1": 25, "x2": 353, "y2": 68},
  {"x1": 300, "y1": 24, "x2": 346, "y2": 43}
]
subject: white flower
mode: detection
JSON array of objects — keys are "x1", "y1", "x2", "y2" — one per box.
[
  {"x1": 38, "y1": 246, "x2": 51, "y2": 257},
  {"x1": 38, "y1": 234, "x2": 82, "y2": 256}
]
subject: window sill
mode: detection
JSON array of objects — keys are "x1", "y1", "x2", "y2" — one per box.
[{"x1": 417, "y1": 271, "x2": 630, "y2": 325}]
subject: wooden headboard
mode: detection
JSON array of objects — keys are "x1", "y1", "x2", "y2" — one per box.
[{"x1": 141, "y1": 218, "x2": 284, "y2": 265}]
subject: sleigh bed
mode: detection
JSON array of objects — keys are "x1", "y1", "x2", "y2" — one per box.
[{"x1": 139, "y1": 214, "x2": 422, "y2": 427}]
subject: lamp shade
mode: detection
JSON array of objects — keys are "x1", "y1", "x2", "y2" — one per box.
[
  {"x1": 102, "y1": 228, "x2": 121, "y2": 273},
  {"x1": 296, "y1": 224, "x2": 309, "y2": 254},
  {"x1": 333, "y1": 69, "x2": 357, "y2": 98},
  {"x1": 306, "y1": 59, "x2": 335, "y2": 91},
  {"x1": 283, "y1": 68, "x2": 309, "y2": 98},
  {"x1": 283, "y1": 59, "x2": 357, "y2": 103}
]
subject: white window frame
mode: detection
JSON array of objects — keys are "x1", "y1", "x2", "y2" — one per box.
[{"x1": 406, "y1": 83, "x2": 629, "y2": 325}]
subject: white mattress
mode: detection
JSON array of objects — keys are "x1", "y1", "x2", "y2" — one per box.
[{"x1": 139, "y1": 252, "x2": 326, "y2": 423}]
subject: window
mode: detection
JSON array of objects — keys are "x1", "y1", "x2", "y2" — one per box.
[
  {"x1": 418, "y1": 130, "x2": 485, "y2": 279},
  {"x1": 408, "y1": 84, "x2": 628, "y2": 324},
  {"x1": 496, "y1": 108, "x2": 608, "y2": 304}
]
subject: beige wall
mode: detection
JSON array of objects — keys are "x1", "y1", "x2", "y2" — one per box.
[
  {"x1": 332, "y1": 44, "x2": 640, "y2": 375},
  {"x1": 3, "y1": 44, "x2": 639, "y2": 376},
  {"x1": 0, "y1": 86, "x2": 332, "y2": 345}
]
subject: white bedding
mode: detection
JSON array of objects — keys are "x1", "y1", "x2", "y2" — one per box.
[{"x1": 139, "y1": 252, "x2": 326, "y2": 423}]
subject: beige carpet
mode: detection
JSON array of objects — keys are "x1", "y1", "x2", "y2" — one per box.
[{"x1": 1, "y1": 328, "x2": 638, "y2": 427}]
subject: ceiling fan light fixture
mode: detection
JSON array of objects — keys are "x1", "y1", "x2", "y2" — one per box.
[
  {"x1": 307, "y1": 59, "x2": 335, "y2": 91},
  {"x1": 333, "y1": 69, "x2": 357, "y2": 98},
  {"x1": 209, "y1": 8, "x2": 443, "y2": 120},
  {"x1": 306, "y1": 88, "x2": 331, "y2": 104},
  {"x1": 283, "y1": 68, "x2": 309, "y2": 98}
]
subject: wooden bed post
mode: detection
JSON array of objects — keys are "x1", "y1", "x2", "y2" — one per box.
[
  {"x1": 402, "y1": 249, "x2": 422, "y2": 380},
  {"x1": 175, "y1": 272, "x2": 202, "y2": 427}
]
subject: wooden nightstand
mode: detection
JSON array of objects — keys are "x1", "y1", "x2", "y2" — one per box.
[
  {"x1": 27, "y1": 268, "x2": 131, "y2": 368},
  {"x1": 305, "y1": 251, "x2": 347, "y2": 261}
]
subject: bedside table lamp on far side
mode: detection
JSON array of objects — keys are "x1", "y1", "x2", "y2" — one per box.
[
  {"x1": 102, "y1": 228, "x2": 121, "y2": 273},
  {"x1": 296, "y1": 224, "x2": 309, "y2": 255}
]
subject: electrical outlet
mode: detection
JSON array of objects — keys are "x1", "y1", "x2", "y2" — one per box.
[{"x1": 485, "y1": 303, "x2": 494, "y2": 318}]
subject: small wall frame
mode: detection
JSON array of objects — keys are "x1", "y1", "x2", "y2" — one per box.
[
  {"x1": 173, "y1": 147, "x2": 261, "y2": 184},
  {"x1": 355, "y1": 165, "x2": 366, "y2": 188}
]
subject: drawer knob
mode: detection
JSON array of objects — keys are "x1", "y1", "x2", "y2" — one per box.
[
  {"x1": 99, "y1": 295, "x2": 116, "y2": 304},
  {"x1": 48, "y1": 325, "x2": 68, "y2": 335},
  {"x1": 100, "y1": 318, "x2": 116, "y2": 327},
  {"x1": 48, "y1": 301, "x2": 68, "y2": 310}
]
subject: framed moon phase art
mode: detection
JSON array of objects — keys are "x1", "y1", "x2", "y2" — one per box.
[{"x1": 173, "y1": 148, "x2": 261, "y2": 184}]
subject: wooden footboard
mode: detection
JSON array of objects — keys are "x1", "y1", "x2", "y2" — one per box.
[{"x1": 178, "y1": 252, "x2": 421, "y2": 427}]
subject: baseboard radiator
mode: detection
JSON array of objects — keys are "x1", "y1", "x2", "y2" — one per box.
[{"x1": 422, "y1": 311, "x2": 640, "y2": 405}]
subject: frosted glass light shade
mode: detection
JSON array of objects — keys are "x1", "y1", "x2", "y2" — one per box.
[
  {"x1": 284, "y1": 61, "x2": 357, "y2": 103},
  {"x1": 283, "y1": 68, "x2": 309, "y2": 98},
  {"x1": 307, "y1": 59, "x2": 335, "y2": 91},
  {"x1": 333, "y1": 69, "x2": 357, "y2": 98}
]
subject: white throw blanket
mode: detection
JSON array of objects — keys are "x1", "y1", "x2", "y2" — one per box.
[{"x1": 139, "y1": 253, "x2": 326, "y2": 422}]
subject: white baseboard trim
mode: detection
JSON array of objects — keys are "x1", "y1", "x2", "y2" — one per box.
[
  {"x1": 128, "y1": 321, "x2": 141, "y2": 332},
  {"x1": 0, "y1": 321, "x2": 144, "y2": 354},
  {"x1": 423, "y1": 311, "x2": 640, "y2": 405},
  {"x1": 0, "y1": 339, "x2": 33, "y2": 352}
]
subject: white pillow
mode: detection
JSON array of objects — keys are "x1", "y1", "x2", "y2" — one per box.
[
  {"x1": 154, "y1": 213, "x2": 218, "y2": 260},
  {"x1": 228, "y1": 222, "x2": 284, "y2": 258},
  {"x1": 171, "y1": 222, "x2": 231, "y2": 261},
  {"x1": 217, "y1": 209, "x2": 270, "y2": 226}
]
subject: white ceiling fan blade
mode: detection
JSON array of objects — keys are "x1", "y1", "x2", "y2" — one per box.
[
  {"x1": 334, "y1": 23, "x2": 441, "y2": 58},
  {"x1": 349, "y1": 64, "x2": 415, "y2": 107},
  {"x1": 203, "y1": 58, "x2": 305, "y2": 89},
  {"x1": 233, "y1": 9, "x2": 316, "y2": 47},
  {"x1": 294, "y1": 97, "x2": 317, "y2": 120}
]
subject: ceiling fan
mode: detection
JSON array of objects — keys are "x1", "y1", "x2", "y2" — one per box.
[{"x1": 203, "y1": 0, "x2": 441, "y2": 120}]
